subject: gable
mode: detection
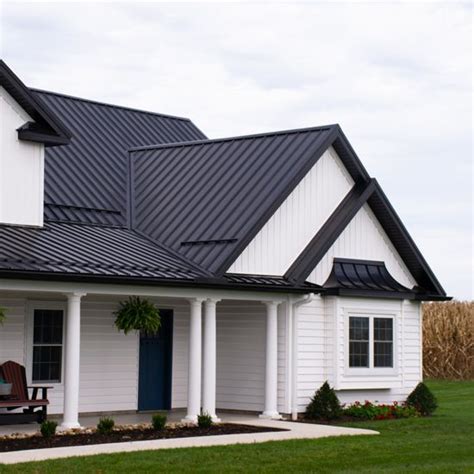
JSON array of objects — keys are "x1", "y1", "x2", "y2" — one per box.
[
  {"x1": 228, "y1": 146, "x2": 354, "y2": 275},
  {"x1": 0, "y1": 86, "x2": 44, "y2": 226},
  {"x1": 308, "y1": 203, "x2": 417, "y2": 288},
  {"x1": 131, "y1": 126, "x2": 337, "y2": 273}
]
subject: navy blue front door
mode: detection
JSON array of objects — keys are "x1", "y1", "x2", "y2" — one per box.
[{"x1": 138, "y1": 310, "x2": 173, "y2": 411}]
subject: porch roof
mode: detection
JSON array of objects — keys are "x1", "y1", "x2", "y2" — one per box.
[{"x1": 0, "y1": 222, "x2": 320, "y2": 293}]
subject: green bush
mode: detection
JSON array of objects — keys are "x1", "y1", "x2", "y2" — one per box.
[
  {"x1": 197, "y1": 412, "x2": 213, "y2": 428},
  {"x1": 0, "y1": 307, "x2": 6, "y2": 326},
  {"x1": 151, "y1": 413, "x2": 167, "y2": 431},
  {"x1": 40, "y1": 420, "x2": 58, "y2": 438},
  {"x1": 344, "y1": 401, "x2": 418, "y2": 420},
  {"x1": 407, "y1": 382, "x2": 438, "y2": 416},
  {"x1": 305, "y1": 381, "x2": 342, "y2": 421},
  {"x1": 114, "y1": 296, "x2": 161, "y2": 335},
  {"x1": 97, "y1": 417, "x2": 115, "y2": 434}
]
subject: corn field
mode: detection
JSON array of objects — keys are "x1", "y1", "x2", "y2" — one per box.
[{"x1": 422, "y1": 301, "x2": 474, "y2": 380}]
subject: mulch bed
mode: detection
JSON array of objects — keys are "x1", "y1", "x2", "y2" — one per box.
[{"x1": 0, "y1": 423, "x2": 286, "y2": 453}]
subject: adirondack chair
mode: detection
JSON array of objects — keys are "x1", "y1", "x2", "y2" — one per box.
[{"x1": 0, "y1": 361, "x2": 51, "y2": 425}]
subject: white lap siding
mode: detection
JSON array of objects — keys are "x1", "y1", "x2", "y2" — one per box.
[
  {"x1": 295, "y1": 296, "x2": 422, "y2": 411},
  {"x1": 213, "y1": 300, "x2": 287, "y2": 413},
  {"x1": 0, "y1": 297, "x2": 139, "y2": 415},
  {"x1": 0, "y1": 296, "x2": 290, "y2": 415}
]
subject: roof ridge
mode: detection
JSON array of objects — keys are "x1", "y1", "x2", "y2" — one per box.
[
  {"x1": 129, "y1": 124, "x2": 338, "y2": 153},
  {"x1": 31, "y1": 87, "x2": 193, "y2": 122}
]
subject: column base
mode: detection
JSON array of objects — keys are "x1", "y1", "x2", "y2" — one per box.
[
  {"x1": 181, "y1": 415, "x2": 198, "y2": 424},
  {"x1": 60, "y1": 421, "x2": 81, "y2": 430},
  {"x1": 259, "y1": 411, "x2": 282, "y2": 420}
]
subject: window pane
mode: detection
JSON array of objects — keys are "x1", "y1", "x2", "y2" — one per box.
[
  {"x1": 374, "y1": 318, "x2": 393, "y2": 341},
  {"x1": 374, "y1": 318, "x2": 393, "y2": 367},
  {"x1": 349, "y1": 341, "x2": 369, "y2": 367},
  {"x1": 32, "y1": 346, "x2": 62, "y2": 382},
  {"x1": 349, "y1": 317, "x2": 369, "y2": 368},
  {"x1": 33, "y1": 310, "x2": 63, "y2": 344}
]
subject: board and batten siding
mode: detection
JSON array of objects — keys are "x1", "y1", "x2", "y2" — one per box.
[
  {"x1": 309, "y1": 203, "x2": 417, "y2": 288},
  {"x1": 228, "y1": 146, "x2": 354, "y2": 275},
  {"x1": 0, "y1": 86, "x2": 44, "y2": 227},
  {"x1": 294, "y1": 296, "x2": 422, "y2": 412}
]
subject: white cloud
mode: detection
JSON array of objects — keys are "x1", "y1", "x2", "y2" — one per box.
[{"x1": 0, "y1": 1, "x2": 471, "y2": 298}]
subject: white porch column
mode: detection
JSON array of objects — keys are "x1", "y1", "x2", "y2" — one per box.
[
  {"x1": 183, "y1": 298, "x2": 204, "y2": 423},
  {"x1": 61, "y1": 292, "x2": 86, "y2": 429},
  {"x1": 202, "y1": 298, "x2": 221, "y2": 422},
  {"x1": 260, "y1": 300, "x2": 282, "y2": 419}
]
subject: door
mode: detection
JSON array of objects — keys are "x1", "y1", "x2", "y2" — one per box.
[{"x1": 138, "y1": 309, "x2": 173, "y2": 411}]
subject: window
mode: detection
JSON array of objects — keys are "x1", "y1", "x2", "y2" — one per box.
[
  {"x1": 348, "y1": 315, "x2": 393, "y2": 369},
  {"x1": 349, "y1": 317, "x2": 369, "y2": 367},
  {"x1": 374, "y1": 318, "x2": 393, "y2": 367},
  {"x1": 32, "y1": 309, "x2": 64, "y2": 383}
]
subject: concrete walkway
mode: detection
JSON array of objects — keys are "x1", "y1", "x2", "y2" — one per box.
[{"x1": 0, "y1": 414, "x2": 378, "y2": 465}]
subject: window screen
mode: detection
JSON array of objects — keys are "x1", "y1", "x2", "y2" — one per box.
[
  {"x1": 32, "y1": 309, "x2": 64, "y2": 383},
  {"x1": 349, "y1": 316, "x2": 369, "y2": 367}
]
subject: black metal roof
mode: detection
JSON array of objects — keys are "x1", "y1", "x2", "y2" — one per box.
[
  {"x1": 0, "y1": 60, "x2": 71, "y2": 146},
  {"x1": 0, "y1": 61, "x2": 448, "y2": 299},
  {"x1": 131, "y1": 126, "x2": 339, "y2": 273},
  {"x1": 33, "y1": 89, "x2": 206, "y2": 227},
  {"x1": 0, "y1": 222, "x2": 206, "y2": 280},
  {"x1": 323, "y1": 258, "x2": 415, "y2": 299}
]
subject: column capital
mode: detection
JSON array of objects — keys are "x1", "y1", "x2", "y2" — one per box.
[
  {"x1": 262, "y1": 300, "x2": 282, "y2": 308},
  {"x1": 188, "y1": 297, "x2": 205, "y2": 306},
  {"x1": 64, "y1": 292, "x2": 87, "y2": 300},
  {"x1": 205, "y1": 297, "x2": 221, "y2": 305}
]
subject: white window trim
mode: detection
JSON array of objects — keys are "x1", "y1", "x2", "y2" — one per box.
[
  {"x1": 25, "y1": 301, "x2": 67, "y2": 387},
  {"x1": 343, "y1": 307, "x2": 398, "y2": 377}
]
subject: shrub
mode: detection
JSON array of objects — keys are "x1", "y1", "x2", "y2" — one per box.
[
  {"x1": 305, "y1": 381, "x2": 342, "y2": 421},
  {"x1": 40, "y1": 420, "x2": 57, "y2": 438},
  {"x1": 197, "y1": 412, "x2": 213, "y2": 428},
  {"x1": 0, "y1": 306, "x2": 5, "y2": 326},
  {"x1": 407, "y1": 382, "x2": 438, "y2": 416},
  {"x1": 97, "y1": 417, "x2": 115, "y2": 434},
  {"x1": 422, "y1": 301, "x2": 473, "y2": 380},
  {"x1": 344, "y1": 401, "x2": 418, "y2": 420},
  {"x1": 151, "y1": 413, "x2": 167, "y2": 431}
]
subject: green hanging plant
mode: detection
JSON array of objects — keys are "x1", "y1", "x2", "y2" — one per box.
[
  {"x1": 114, "y1": 297, "x2": 161, "y2": 335},
  {"x1": 0, "y1": 307, "x2": 6, "y2": 326}
]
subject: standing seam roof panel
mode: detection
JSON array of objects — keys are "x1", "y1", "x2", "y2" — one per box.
[{"x1": 33, "y1": 90, "x2": 206, "y2": 226}]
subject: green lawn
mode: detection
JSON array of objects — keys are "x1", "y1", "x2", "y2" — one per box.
[{"x1": 1, "y1": 380, "x2": 473, "y2": 473}]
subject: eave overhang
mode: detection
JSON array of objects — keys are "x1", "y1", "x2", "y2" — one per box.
[{"x1": 0, "y1": 60, "x2": 71, "y2": 147}]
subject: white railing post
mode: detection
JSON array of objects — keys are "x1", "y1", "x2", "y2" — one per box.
[
  {"x1": 202, "y1": 298, "x2": 221, "y2": 421},
  {"x1": 183, "y1": 298, "x2": 203, "y2": 423},
  {"x1": 260, "y1": 300, "x2": 282, "y2": 419},
  {"x1": 61, "y1": 292, "x2": 86, "y2": 429}
]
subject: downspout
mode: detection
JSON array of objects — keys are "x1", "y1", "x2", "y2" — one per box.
[{"x1": 290, "y1": 292, "x2": 318, "y2": 420}]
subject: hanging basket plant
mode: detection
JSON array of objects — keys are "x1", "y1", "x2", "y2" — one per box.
[
  {"x1": 0, "y1": 307, "x2": 5, "y2": 326},
  {"x1": 114, "y1": 296, "x2": 161, "y2": 335}
]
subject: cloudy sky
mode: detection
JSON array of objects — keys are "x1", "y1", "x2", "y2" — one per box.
[{"x1": 0, "y1": 1, "x2": 472, "y2": 299}]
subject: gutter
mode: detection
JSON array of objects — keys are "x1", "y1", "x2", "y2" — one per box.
[{"x1": 289, "y1": 292, "x2": 318, "y2": 421}]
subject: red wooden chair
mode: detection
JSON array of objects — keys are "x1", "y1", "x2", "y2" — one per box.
[{"x1": 0, "y1": 361, "x2": 51, "y2": 425}]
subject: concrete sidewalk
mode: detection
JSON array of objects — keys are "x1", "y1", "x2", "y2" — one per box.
[{"x1": 0, "y1": 416, "x2": 377, "y2": 465}]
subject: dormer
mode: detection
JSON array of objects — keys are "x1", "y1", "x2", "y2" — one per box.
[{"x1": 0, "y1": 60, "x2": 71, "y2": 227}]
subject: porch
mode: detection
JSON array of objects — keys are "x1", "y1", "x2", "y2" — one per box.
[{"x1": 0, "y1": 279, "x2": 312, "y2": 429}]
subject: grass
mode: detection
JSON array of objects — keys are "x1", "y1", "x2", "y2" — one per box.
[{"x1": 1, "y1": 380, "x2": 473, "y2": 473}]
